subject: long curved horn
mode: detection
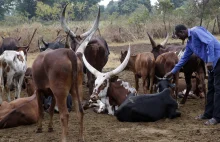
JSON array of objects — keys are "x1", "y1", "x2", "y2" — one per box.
[
  {"x1": 108, "y1": 44, "x2": 131, "y2": 76},
  {"x1": 41, "y1": 37, "x2": 48, "y2": 46},
  {"x1": 147, "y1": 32, "x2": 157, "y2": 48},
  {"x1": 160, "y1": 33, "x2": 169, "y2": 47},
  {"x1": 61, "y1": 3, "x2": 77, "y2": 38},
  {"x1": 80, "y1": 6, "x2": 100, "y2": 38},
  {"x1": 83, "y1": 54, "x2": 102, "y2": 77}
]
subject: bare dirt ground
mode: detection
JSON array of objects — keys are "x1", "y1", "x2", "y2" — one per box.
[{"x1": 0, "y1": 43, "x2": 220, "y2": 142}]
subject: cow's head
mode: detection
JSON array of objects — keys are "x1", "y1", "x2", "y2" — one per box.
[
  {"x1": 16, "y1": 28, "x2": 37, "y2": 60},
  {"x1": 120, "y1": 50, "x2": 131, "y2": 70},
  {"x1": 83, "y1": 45, "x2": 131, "y2": 101},
  {"x1": 155, "y1": 76, "x2": 175, "y2": 92},
  {"x1": 61, "y1": 3, "x2": 100, "y2": 52},
  {"x1": 147, "y1": 33, "x2": 169, "y2": 59},
  {"x1": 38, "y1": 37, "x2": 65, "y2": 52}
]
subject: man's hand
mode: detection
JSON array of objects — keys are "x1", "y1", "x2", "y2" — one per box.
[
  {"x1": 164, "y1": 72, "x2": 174, "y2": 78},
  {"x1": 206, "y1": 62, "x2": 213, "y2": 71}
]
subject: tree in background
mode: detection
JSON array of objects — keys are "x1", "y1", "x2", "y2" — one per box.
[
  {"x1": 15, "y1": 0, "x2": 37, "y2": 19},
  {"x1": 0, "y1": 0, "x2": 13, "y2": 20}
]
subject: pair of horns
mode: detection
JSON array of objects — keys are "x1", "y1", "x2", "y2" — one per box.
[{"x1": 147, "y1": 33, "x2": 169, "y2": 48}]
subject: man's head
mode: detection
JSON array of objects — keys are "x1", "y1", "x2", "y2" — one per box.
[{"x1": 174, "y1": 24, "x2": 188, "y2": 40}]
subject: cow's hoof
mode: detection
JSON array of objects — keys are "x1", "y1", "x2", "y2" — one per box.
[
  {"x1": 48, "y1": 128, "x2": 53, "y2": 132},
  {"x1": 36, "y1": 128, "x2": 43, "y2": 133}
]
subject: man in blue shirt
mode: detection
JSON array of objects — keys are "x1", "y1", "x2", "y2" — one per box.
[{"x1": 164, "y1": 25, "x2": 220, "y2": 125}]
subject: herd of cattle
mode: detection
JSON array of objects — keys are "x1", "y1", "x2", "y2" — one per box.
[{"x1": 0, "y1": 4, "x2": 207, "y2": 142}]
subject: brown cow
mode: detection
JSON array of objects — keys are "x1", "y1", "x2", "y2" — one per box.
[
  {"x1": 61, "y1": 4, "x2": 109, "y2": 95},
  {"x1": 84, "y1": 76, "x2": 137, "y2": 115},
  {"x1": 32, "y1": 8, "x2": 100, "y2": 142},
  {"x1": 120, "y1": 51, "x2": 155, "y2": 93},
  {"x1": 0, "y1": 93, "x2": 38, "y2": 129},
  {"x1": 154, "y1": 52, "x2": 179, "y2": 98},
  {"x1": 23, "y1": 67, "x2": 35, "y2": 97},
  {"x1": 147, "y1": 33, "x2": 206, "y2": 104}
]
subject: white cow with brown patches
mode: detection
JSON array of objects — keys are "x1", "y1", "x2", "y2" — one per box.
[
  {"x1": 83, "y1": 45, "x2": 138, "y2": 115},
  {"x1": 0, "y1": 50, "x2": 27, "y2": 104}
]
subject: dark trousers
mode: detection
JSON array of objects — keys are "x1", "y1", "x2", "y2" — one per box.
[{"x1": 204, "y1": 59, "x2": 220, "y2": 122}]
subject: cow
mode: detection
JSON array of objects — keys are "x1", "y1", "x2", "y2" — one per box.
[
  {"x1": 38, "y1": 36, "x2": 65, "y2": 52},
  {"x1": 147, "y1": 33, "x2": 206, "y2": 104},
  {"x1": 32, "y1": 7, "x2": 100, "y2": 142},
  {"x1": 84, "y1": 76, "x2": 137, "y2": 115},
  {"x1": 61, "y1": 4, "x2": 109, "y2": 95},
  {"x1": 114, "y1": 87, "x2": 181, "y2": 122},
  {"x1": 23, "y1": 67, "x2": 34, "y2": 97},
  {"x1": 0, "y1": 93, "x2": 38, "y2": 129},
  {"x1": 154, "y1": 52, "x2": 179, "y2": 99},
  {"x1": 0, "y1": 50, "x2": 28, "y2": 104},
  {"x1": 0, "y1": 29, "x2": 37, "y2": 56},
  {"x1": 120, "y1": 51, "x2": 155, "y2": 93},
  {"x1": 82, "y1": 44, "x2": 131, "y2": 115}
]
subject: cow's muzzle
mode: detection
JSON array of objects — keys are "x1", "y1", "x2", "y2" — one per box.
[{"x1": 90, "y1": 93, "x2": 99, "y2": 101}]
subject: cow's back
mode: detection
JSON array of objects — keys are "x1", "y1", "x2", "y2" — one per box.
[
  {"x1": 115, "y1": 88, "x2": 178, "y2": 122},
  {"x1": 0, "y1": 38, "x2": 18, "y2": 55}
]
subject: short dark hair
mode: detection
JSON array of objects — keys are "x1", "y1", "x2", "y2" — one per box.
[{"x1": 175, "y1": 24, "x2": 187, "y2": 33}]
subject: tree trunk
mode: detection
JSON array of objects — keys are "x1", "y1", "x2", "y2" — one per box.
[
  {"x1": 163, "y1": 13, "x2": 167, "y2": 35},
  {"x1": 217, "y1": 15, "x2": 220, "y2": 34},
  {"x1": 212, "y1": 18, "x2": 217, "y2": 34},
  {"x1": 206, "y1": 20, "x2": 210, "y2": 29}
]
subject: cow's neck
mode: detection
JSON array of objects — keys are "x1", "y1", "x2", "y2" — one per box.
[
  {"x1": 98, "y1": 80, "x2": 110, "y2": 98},
  {"x1": 128, "y1": 56, "x2": 136, "y2": 72}
]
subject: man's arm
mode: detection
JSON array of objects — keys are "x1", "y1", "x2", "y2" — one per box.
[{"x1": 171, "y1": 44, "x2": 193, "y2": 74}]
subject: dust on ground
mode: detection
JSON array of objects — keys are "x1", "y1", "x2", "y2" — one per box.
[{"x1": 0, "y1": 43, "x2": 219, "y2": 142}]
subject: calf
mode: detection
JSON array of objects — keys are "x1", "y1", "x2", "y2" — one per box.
[
  {"x1": 120, "y1": 51, "x2": 155, "y2": 93},
  {"x1": 147, "y1": 33, "x2": 206, "y2": 104},
  {"x1": 84, "y1": 76, "x2": 137, "y2": 115},
  {"x1": 0, "y1": 93, "x2": 38, "y2": 128},
  {"x1": 0, "y1": 50, "x2": 27, "y2": 104},
  {"x1": 114, "y1": 88, "x2": 181, "y2": 122},
  {"x1": 23, "y1": 67, "x2": 34, "y2": 97}
]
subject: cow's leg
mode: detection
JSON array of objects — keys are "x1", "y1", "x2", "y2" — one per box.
[
  {"x1": 0, "y1": 69, "x2": 4, "y2": 105},
  {"x1": 105, "y1": 97, "x2": 114, "y2": 115},
  {"x1": 142, "y1": 76, "x2": 147, "y2": 94},
  {"x1": 5, "y1": 71, "x2": 14, "y2": 102},
  {"x1": 181, "y1": 72, "x2": 192, "y2": 104},
  {"x1": 48, "y1": 95, "x2": 56, "y2": 132},
  {"x1": 16, "y1": 74, "x2": 25, "y2": 99},
  {"x1": 72, "y1": 71, "x2": 84, "y2": 142},
  {"x1": 36, "y1": 90, "x2": 44, "y2": 133},
  {"x1": 87, "y1": 72, "x2": 94, "y2": 95},
  {"x1": 55, "y1": 94, "x2": 69, "y2": 142},
  {"x1": 135, "y1": 74, "x2": 139, "y2": 91}
]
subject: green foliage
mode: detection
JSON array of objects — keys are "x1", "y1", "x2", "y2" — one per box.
[
  {"x1": 128, "y1": 4, "x2": 149, "y2": 24},
  {"x1": 15, "y1": 0, "x2": 37, "y2": 19}
]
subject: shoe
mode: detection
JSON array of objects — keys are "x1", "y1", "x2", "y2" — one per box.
[
  {"x1": 204, "y1": 118, "x2": 218, "y2": 125},
  {"x1": 195, "y1": 114, "x2": 210, "y2": 120}
]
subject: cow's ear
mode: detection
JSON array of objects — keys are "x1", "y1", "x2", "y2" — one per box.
[{"x1": 110, "y1": 75, "x2": 119, "y2": 82}]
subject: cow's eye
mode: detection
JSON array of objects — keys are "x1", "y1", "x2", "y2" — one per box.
[{"x1": 102, "y1": 82, "x2": 106, "y2": 86}]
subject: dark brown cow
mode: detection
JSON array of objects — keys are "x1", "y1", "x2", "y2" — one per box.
[
  {"x1": 0, "y1": 29, "x2": 37, "y2": 56},
  {"x1": 0, "y1": 93, "x2": 38, "y2": 129},
  {"x1": 32, "y1": 7, "x2": 99, "y2": 142},
  {"x1": 120, "y1": 51, "x2": 155, "y2": 93},
  {"x1": 84, "y1": 76, "x2": 137, "y2": 115},
  {"x1": 154, "y1": 52, "x2": 179, "y2": 98},
  {"x1": 61, "y1": 4, "x2": 109, "y2": 94},
  {"x1": 147, "y1": 33, "x2": 206, "y2": 104}
]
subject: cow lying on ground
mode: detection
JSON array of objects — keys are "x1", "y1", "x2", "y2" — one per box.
[
  {"x1": 84, "y1": 76, "x2": 137, "y2": 115},
  {"x1": 115, "y1": 78, "x2": 181, "y2": 122},
  {"x1": 0, "y1": 50, "x2": 27, "y2": 104},
  {"x1": 82, "y1": 44, "x2": 131, "y2": 115},
  {"x1": 0, "y1": 93, "x2": 38, "y2": 128}
]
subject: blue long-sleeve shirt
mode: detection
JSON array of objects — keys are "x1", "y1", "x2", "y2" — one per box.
[{"x1": 171, "y1": 26, "x2": 220, "y2": 74}]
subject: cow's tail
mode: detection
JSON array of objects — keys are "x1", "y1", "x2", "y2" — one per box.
[{"x1": 67, "y1": 50, "x2": 84, "y2": 113}]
